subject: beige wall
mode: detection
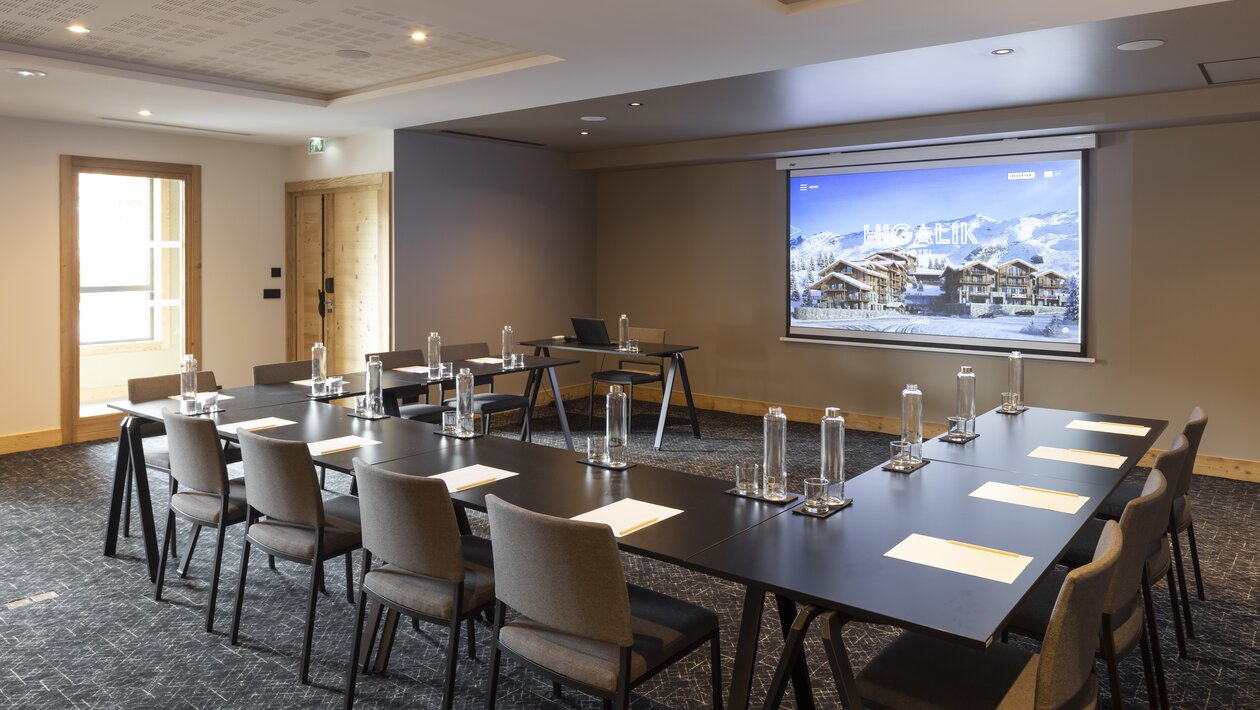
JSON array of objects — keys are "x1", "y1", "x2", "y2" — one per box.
[
  {"x1": 0, "y1": 116, "x2": 288, "y2": 438},
  {"x1": 392, "y1": 131, "x2": 597, "y2": 389},
  {"x1": 594, "y1": 120, "x2": 1260, "y2": 461},
  {"x1": 284, "y1": 130, "x2": 394, "y2": 182}
]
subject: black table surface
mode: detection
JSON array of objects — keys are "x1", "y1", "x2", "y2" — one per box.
[
  {"x1": 686, "y1": 458, "x2": 1120, "y2": 648},
  {"x1": 923, "y1": 406, "x2": 1167, "y2": 484},
  {"x1": 208, "y1": 400, "x2": 467, "y2": 472},
  {"x1": 108, "y1": 383, "x2": 315, "y2": 421},
  {"x1": 520, "y1": 338, "x2": 698, "y2": 358},
  {"x1": 367, "y1": 434, "x2": 793, "y2": 566}
]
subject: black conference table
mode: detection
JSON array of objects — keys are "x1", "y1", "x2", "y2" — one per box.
[{"x1": 521, "y1": 338, "x2": 702, "y2": 450}]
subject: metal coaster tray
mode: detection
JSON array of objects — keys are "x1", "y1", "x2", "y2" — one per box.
[{"x1": 723, "y1": 489, "x2": 800, "y2": 506}]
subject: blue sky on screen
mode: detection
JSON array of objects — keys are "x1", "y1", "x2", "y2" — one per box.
[{"x1": 790, "y1": 159, "x2": 1081, "y2": 236}]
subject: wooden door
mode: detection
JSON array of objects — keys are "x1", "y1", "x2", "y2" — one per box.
[
  {"x1": 329, "y1": 190, "x2": 381, "y2": 374},
  {"x1": 293, "y1": 194, "x2": 326, "y2": 358}
]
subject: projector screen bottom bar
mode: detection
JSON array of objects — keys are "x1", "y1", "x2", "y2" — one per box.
[{"x1": 779, "y1": 337, "x2": 1096, "y2": 363}]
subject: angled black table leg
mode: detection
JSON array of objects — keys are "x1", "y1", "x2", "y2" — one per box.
[
  {"x1": 674, "y1": 354, "x2": 701, "y2": 439},
  {"x1": 819, "y1": 612, "x2": 863, "y2": 710},
  {"x1": 653, "y1": 356, "x2": 679, "y2": 450},
  {"x1": 104, "y1": 417, "x2": 132, "y2": 557},
  {"x1": 125, "y1": 419, "x2": 161, "y2": 583},
  {"x1": 763, "y1": 596, "x2": 818, "y2": 710},
  {"x1": 728, "y1": 585, "x2": 766, "y2": 710},
  {"x1": 520, "y1": 361, "x2": 545, "y2": 442},
  {"x1": 545, "y1": 366, "x2": 574, "y2": 451}
]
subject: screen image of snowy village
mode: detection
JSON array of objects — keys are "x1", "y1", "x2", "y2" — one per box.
[{"x1": 788, "y1": 159, "x2": 1082, "y2": 347}]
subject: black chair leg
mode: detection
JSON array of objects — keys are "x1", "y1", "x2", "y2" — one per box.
[
  {"x1": 1165, "y1": 566, "x2": 1187, "y2": 658},
  {"x1": 178, "y1": 523, "x2": 201, "y2": 578},
  {"x1": 301, "y1": 555, "x2": 322, "y2": 684},
  {"x1": 268, "y1": 554, "x2": 277, "y2": 570},
  {"x1": 1138, "y1": 622, "x2": 1159, "y2": 710},
  {"x1": 344, "y1": 585, "x2": 369, "y2": 710},
  {"x1": 344, "y1": 554, "x2": 355, "y2": 605},
  {"x1": 320, "y1": 466, "x2": 327, "y2": 490},
  {"x1": 484, "y1": 642, "x2": 502, "y2": 710},
  {"x1": 206, "y1": 523, "x2": 227, "y2": 633},
  {"x1": 123, "y1": 468, "x2": 133, "y2": 538},
  {"x1": 466, "y1": 616, "x2": 476, "y2": 659},
  {"x1": 710, "y1": 633, "x2": 724, "y2": 710},
  {"x1": 1141, "y1": 576, "x2": 1170, "y2": 710},
  {"x1": 154, "y1": 510, "x2": 175, "y2": 601},
  {"x1": 318, "y1": 561, "x2": 328, "y2": 595},
  {"x1": 442, "y1": 613, "x2": 461, "y2": 710},
  {"x1": 1101, "y1": 630, "x2": 1124, "y2": 710},
  {"x1": 230, "y1": 538, "x2": 252, "y2": 645},
  {"x1": 1186, "y1": 523, "x2": 1206, "y2": 600},
  {"x1": 552, "y1": 682, "x2": 563, "y2": 698},
  {"x1": 1169, "y1": 530, "x2": 1195, "y2": 639}
]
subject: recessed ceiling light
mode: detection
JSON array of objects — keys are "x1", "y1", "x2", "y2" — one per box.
[
  {"x1": 334, "y1": 49, "x2": 372, "y2": 60},
  {"x1": 138, "y1": 109, "x2": 152, "y2": 116},
  {"x1": 10, "y1": 68, "x2": 47, "y2": 77},
  {"x1": 628, "y1": 101, "x2": 643, "y2": 107},
  {"x1": 990, "y1": 48, "x2": 1014, "y2": 56},
  {"x1": 66, "y1": 25, "x2": 90, "y2": 34},
  {"x1": 409, "y1": 31, "x2": 427, "y2": 41},
  {"x1": 1117, "y1": 39, "x2": 1164, "y2": 51},
  {"x1": 579, "y1": 131, "x2": 590, "y2": 136},
  {"x1": 580, "y1": 116, "x2": 607, "y2": 122}
]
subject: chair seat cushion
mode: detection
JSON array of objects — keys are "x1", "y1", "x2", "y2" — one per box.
[
  {"x1": 398, "y1": 402, "x2": 452, "y2": 422},
  {"x1": 171, "y1": 479, "x2": 247, "y2": 525},
  {"x1": 591, "y1": 370, "x2": 661, "y2": 386},
  {"x1": 856, "y1": 631, "x2": 1039, "y2": 710},
  {"x1": 248, "y1": 495, "x2": 362, "y2": 560},
  {"x1": 1172, "y1": 496, "x2": 1191, "y2": 533},
  {"x1": 1063, "y1": 517, "x2": 1167, "y2": 575},
  {"x1": 1007, "y1": 569, "x2": 1143, "y2": 657},
  {"x1": 1099, "y1": 479, "x2": 1143, "y2": 520},
  {"x1": 498, "y1": 583, "x2": 717, "y2": 693},
  {"x1": 363, "y1": 536, "x2": 495, "y2": 621}
]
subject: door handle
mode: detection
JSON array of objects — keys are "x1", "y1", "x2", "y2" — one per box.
[{"x1": 325, "y1": 298, "x2": 334, "y2": 312}]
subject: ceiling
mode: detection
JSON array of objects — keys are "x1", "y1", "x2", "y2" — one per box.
[{"x1": 0, "y1": 0, "x2": 1241, "y2": 146}]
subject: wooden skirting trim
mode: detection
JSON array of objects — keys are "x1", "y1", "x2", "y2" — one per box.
[
  {"x1": 75, "y1": 413, "x2": 124, "y2": 444},
  {"x1": 598, "y1": 383, "x2": 1258, "y2": 482},
  {"x1": 0, "y1": 428, "x2": 62, "y2": 455}
]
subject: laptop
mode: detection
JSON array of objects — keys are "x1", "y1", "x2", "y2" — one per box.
[{"x1": 570, "y1": 317, "x2": 612, "y2": 346}]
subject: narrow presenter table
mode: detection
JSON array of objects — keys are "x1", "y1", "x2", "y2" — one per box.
[{"x1": 521, "y1": 338, "x2": 701, "y2": 450}]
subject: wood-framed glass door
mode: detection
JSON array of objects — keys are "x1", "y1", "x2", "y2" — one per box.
[{"x1": 59, "y1": 156, "x2": 201, "y2": 442}]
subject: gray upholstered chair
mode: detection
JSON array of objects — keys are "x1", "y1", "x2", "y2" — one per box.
[
  {"x1": 363, "y1": 348, "x2": 452, "y2": 423},
  {"x1": 440, "y1": 342, "x2": 530, "y2": 436},
  {"x1": 1007, "y1": 471, "x2": 1167, "y2": 710},
  {"x1": 252, "y1": 359, "x2": 314, "y2": 385},
  {"x1": 230, "y1": 430, "x2": 363, "y2": 685},
  {"x1": 851, "y1": 520, "x2": 1123, "y2": 710},
  {"x1": 588, "y1": 327, "x2": 665, "y2": 431},
  {"x1": 153, "y1": 410, "x2": 248, "y2": 632},
  {"x1": 342, "y1": 461, "x2": 495, "y2": 710},
  {"x1": 482, "y1": 495, "x2": 722, "y2": 710}
]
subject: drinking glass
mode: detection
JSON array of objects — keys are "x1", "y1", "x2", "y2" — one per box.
[
  {"x1": 587, "y1": 436, "x2": 608, "y2": 464},
  {"x1": 1001, "y1": 391, "x2": 1021, "y2": 412},
  {"x1": 355, "y1": 396, "x2": 367, "y2": 415},
  {"x1": 762, "y1": 465, "x2": 787, "y2": 502},
  {"x1": 735, "y1": 463, "x2": 760, "y2": 495},
  {"x1": 441, "y1": 410, "x2": 458, "y2": 435},
  {"x1": 946, "y1": 416, "x2": 967, "y2": 441},
  {"x1": 889, "y1": 440, "x2": 913, "y2": 470},
  {"x1": 200, "y1": 392, "x2": 218, "y2": 413},
  {"x1": 804, "y1": 477, "x2": 830, "y2": 514},
  {"x1": 627, "y1": 338, "x2": 640, "y2": 353}
]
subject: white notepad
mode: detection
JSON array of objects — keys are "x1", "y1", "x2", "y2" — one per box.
[
  {"x1": 1028, "y1": 446, "x2": 1126, "y2": 469},
  {"x1": 572, "y1": 498, "x2": 683, "y2": 537},
  {"x1": 885, "y1": 534, "x2": 1033, "y2": 584},
  {"x1": 1065, "y1": 420, "x2": 1151, "y2": 437},
  {"x1": 307, "y1": 435, "x2": 380, "y2": 456},
  {"x1": 970, "y1": 481, "x2": 1089, "y2": 515},
  {"x1": 467, "y1": 357, "x2": 504, "y2": 365},
  {"x1": 431, "y1": 464, "x2": 519, "y2": 492},
  {"x1": 167, "y1": 393, "x2": 234, "y2": 402},
  {"x1": 218, "y1": 417, "x2": 296, "y2": 434},
  {"x1": 394, "y1": 365, "x2": 430, "y2": 374}
]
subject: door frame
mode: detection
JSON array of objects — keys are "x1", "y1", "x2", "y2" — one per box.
[
  {"x1": 59, "y1": 155, "x2": 202, "y2": 443},
  {"x1": 284, "y1": 172, "x2": 393, "y2": 360}
]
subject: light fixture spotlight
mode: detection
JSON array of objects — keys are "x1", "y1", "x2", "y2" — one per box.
[
  {"x1": 410, "y1": 31, "x2": 427, "y2": 41},
  {"x1": 580, "y1": 116, "x2": 607, "y2": 122},
  {"x1": 579, "y1": 131, "x2": 590, "y2": 136},
  {"x1": 991, "y1": 48, "x2": 1014, "y2": 55},
  {"x1": 66, "y1": 24, "x2": 90, "y2": 34},
  {"x1": 1117, "y1": 39, "x2": 1164, "y2": 51},
  {"x1": 628, "y1": 101, "x2": 643, "y2": 107},
  {"x1": 138, "y1": 109, "x2": 152, "y2": 116},
  {"x1": 10, "y1": 68, "x2": 47, "y2": 77}
]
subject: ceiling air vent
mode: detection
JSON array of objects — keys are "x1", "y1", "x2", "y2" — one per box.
[
  {"x1": 439, "y1": 130, "x2": 546, "y2": 147},
  {"x1": 763, "y1": 0, "x2": 866, "y2": 14},
  {"x1": 1199, "y1": 56, "x2": 1260, "y2": 85}
]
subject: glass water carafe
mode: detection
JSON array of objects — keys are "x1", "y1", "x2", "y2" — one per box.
[
  {"x1": 310, "y1": 342, "x2": 327, "y2": 393},
  {"x1": 618, "y1": 313, "x2": 630, "y2": 351},
  {"x1": 1006, "y1": 350, "x2": 1024, "y2": 410},
  {"x1": 455, "y1": 367, "x2": 474, "y2": 436},
  {"x1": 501, "y1": 325, "x2": 514, "y2": 364},
  {"x1": 763, "y1": 406, "x2": 788, "y2": 500},
  {"x1": 820, "y1": 407, "x2": 846, "y2": 504},
  {"x1": 179, "y1": 353, "x2": 198, "y2": 415},
  {"x1": 427, "y1": 332, "x2": 442, "y2": 379},
  {"x1": 955, "y1": 365, "x2": 976, "y2": 438},
  {"x1": 606, "y1": 384, "x2": 629, "y2": 467},
  {"x1": 901, "y1": 384, "x2": 923, "y2": 463},
  {"x1": 366, "y1": 355, "x2": 383, "y2": 415}
]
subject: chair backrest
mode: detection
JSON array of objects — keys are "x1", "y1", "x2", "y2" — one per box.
[
  {"x1": 162, "y1": 409, "x2": 229, "y2": 495},
  {"x1": 353, "y1": 461, "x2": 464, "y2": 582},
  {"x1": 128, "y1": 371, "x2": 218, "y2": 402},
  {"x1": 237, "y1": 430, "x2": 324, "y2": 528},
  {"x1": 1106, "y1": 469, "x2": 1166, "y2": 613},
  {"x1": 1147, "y1": 435, "x2": 1189, "y2": 541},
  {"x1": 253, "y1": 360, "x2": 313, "y2": 385},
  {"x1": 1175, "y1": 407, "x2": 1207, "y2": 498},
  {"x1": 1036, "y1": 520, "x2": 1122, "y2": 710},
  {"x1": 627, "y1": 327, "x2": 665, "y2": 344},
  {"x1": 485, "y1": 495, "x2": 632, "y2": 647},
  {"x1": 365, "y1": 348, "x2": 426, "y2": 370},
  {"x1": 442, "y1": 342, "x2": 490, "y2": 361}
]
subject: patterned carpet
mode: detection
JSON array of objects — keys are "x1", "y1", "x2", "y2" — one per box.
[{"x1": 0, "y1": 402, "x2": 1255, "y2": 709}]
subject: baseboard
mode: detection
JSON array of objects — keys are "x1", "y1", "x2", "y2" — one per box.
[
  {"x1": 0, "y1": 428, "x2": 62, "y2": 455},
  {"x1": 597, "y1": 383, "x2": 1257, "y2": 483}
]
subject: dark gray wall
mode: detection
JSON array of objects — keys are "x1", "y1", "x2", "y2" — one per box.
[{"x1": 393, "y1": 131, "x2": 597, "y2": 387}]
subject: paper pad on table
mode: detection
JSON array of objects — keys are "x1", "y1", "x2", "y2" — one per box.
[
  {"x1": 308, "y1": 435, "x2": 380, "y2": 456},
  {"x1": 432, "y1": 465, "x2": 519, "y2": 492},
  {"x1": 219, "y1": 417, "x2": 296, "y2": 434},
  {"x1": 970, "y1": 481, "x2": 1089, "y2": 515},
  {"x1": 1028, "y1": 446, "x2": 1126, "y2": 469},
  {"x1": 168, "y1": 393, "x2": 234, "y2": 402},
  {"x1": 467, "y1": 357, "x2": 504, "y2": 365},
  {"x1": 572, "y1": 499, "x2": 683, "y2": 537},
  {"x1": 1065, "y1": 420, "x2": 1151, "y2": 437},
  {"x1": 885, "y1": 534, "x2": 1033, "y2": 584},
  {"x1": 290, "y1": 379, "x2": 315, "y2": 386},
  {"x1": 394, "y1": 365, "x2": 430, "y2": 374}
]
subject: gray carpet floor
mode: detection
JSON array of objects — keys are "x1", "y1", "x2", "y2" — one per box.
[{"x1": 0, "y1": 402, "x2": 1255, "y2": 709}]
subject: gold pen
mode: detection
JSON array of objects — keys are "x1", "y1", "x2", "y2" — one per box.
[
  {"x1": 1068, "y1": 448, "x2": 1125, "y2": 459},
  {"x1": 947, "y1": 539, "x2": 1020, "y2": 558},
  {"x1": 456, "y1": 477, "x2": 498, "y2": 491},
  {"x1": 618, "y1": 517, "x2": 659, "y2": 536},
  {"x1": 1096, "y1": 421, "x2": 1147, "y2": 429},
  {"x1": 317, "y1": 443, "x2": 361, "y2": 455},
  {"x1": 243, "y1": 423, "x2": 277, "y2": 431},
  {"x1": 1018, "y1": 484, "x2": 1080, "y2": 497}
]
